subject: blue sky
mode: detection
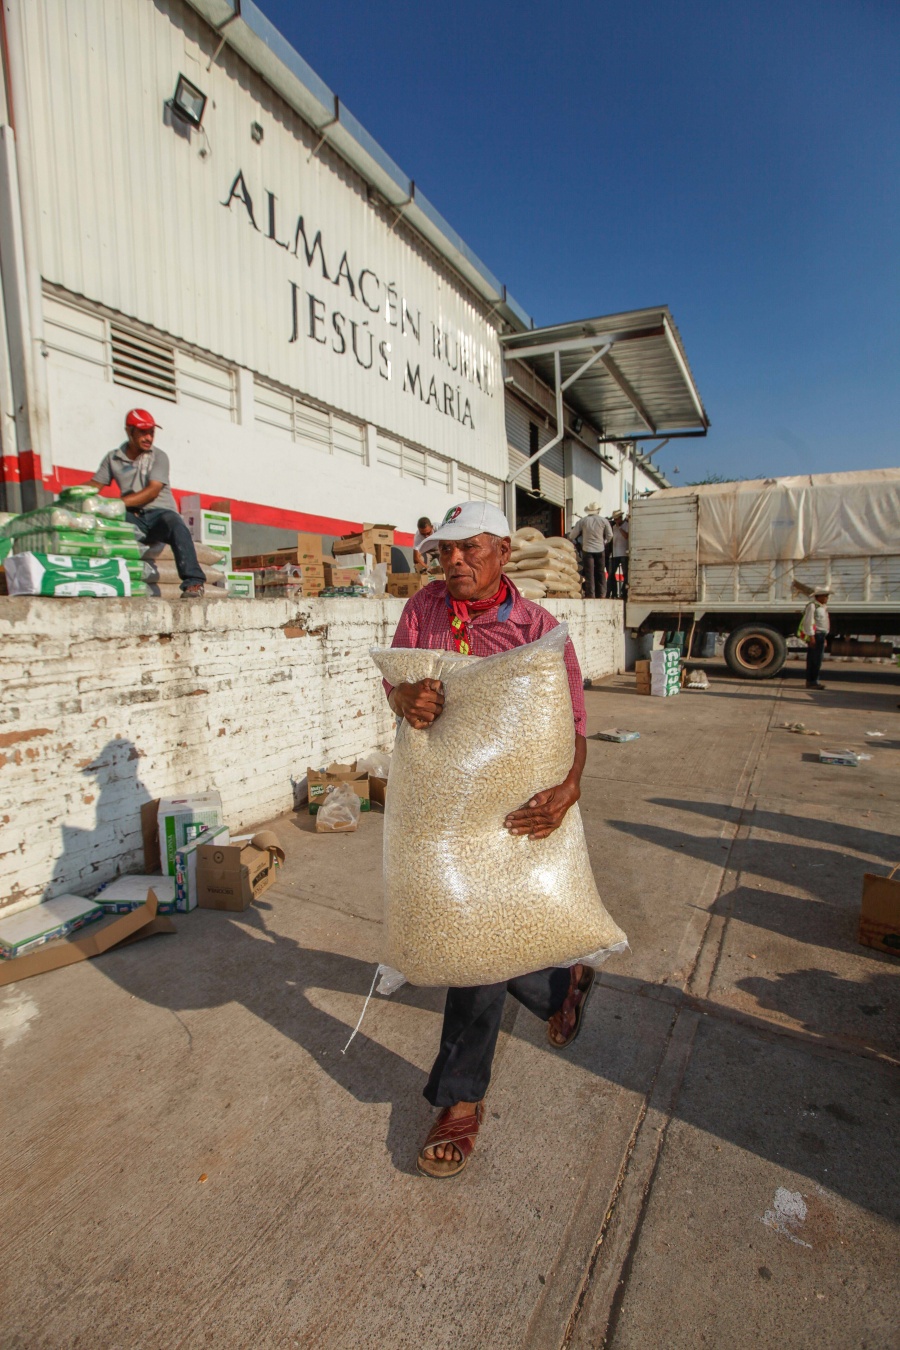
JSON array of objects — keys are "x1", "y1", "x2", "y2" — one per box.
[{"x1": 262, "y1": 0, "x2": 898, "y2": 484}]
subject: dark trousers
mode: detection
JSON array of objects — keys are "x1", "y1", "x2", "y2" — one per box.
[
  {"x1": 583, "y1": 551, "x2": 607, "y2": 599},
  {"x1": 806, "y1": 633, "x2": 826, "y2": 684},
  {"x1": 424, "y1": 967, "x2": 571, "y2": 1108},
  {"x1": 126, "y1": 508, "x2": 206, "y2": 589}
]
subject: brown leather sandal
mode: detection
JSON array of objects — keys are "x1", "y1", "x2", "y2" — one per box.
[
  {"x1": 548, "y1": 965, "x2": 595, "y2": 1049},
  {"x1": 416, "y1": 1101, "x2": 484, "y2": 1179}
]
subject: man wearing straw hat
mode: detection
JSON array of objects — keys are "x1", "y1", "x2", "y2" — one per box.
[
  {"x1": 567, "y1": 503, "x2": 612, "y2": 599},
  {"x1": 799, "y1": 588, "x2": 831, "y2": 690}
]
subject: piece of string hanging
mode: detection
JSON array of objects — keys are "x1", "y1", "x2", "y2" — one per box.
[{"x1": 341, "y1": 964, "x2": 381, "y2": 1054}]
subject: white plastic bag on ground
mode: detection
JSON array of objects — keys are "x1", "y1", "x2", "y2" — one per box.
[{"x1": 370, "y1": 625, "x2": 627, "y2": 985}]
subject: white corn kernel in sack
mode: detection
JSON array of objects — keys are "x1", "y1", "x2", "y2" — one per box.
[{"x1": 371, "y1": 625, "x2": 627, "y2": 986}]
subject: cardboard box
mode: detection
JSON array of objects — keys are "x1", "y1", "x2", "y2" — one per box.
[
  {"x1": 859, "y1": 870, "x2": 900, "y2": 956},
  {"x1": 323, "y1": 561, "x2": 366, "y2": 587},
  {"x1": 0, "y1": 895, "x2": 104, "y2": 959},
  {"x1": 175, "y1": 825, "x2": 230, "y2": 911},
  {"x1": 307, "y1": 762, "x2": 370, "y2": 813},
  {"x1": 180, "y1": 496, "x2": 233, "y2": 548},
  {"x1": 224, "y1": 571, "x2": 255, "y2": 598},
  {"x1": 196, "y1": 835, "x2": 281, "y2": 911},
  {"x1": 0, "y1": 891, "x2": 175, "y2": 986},
  {"x1": 155, "y1": 793, "x2": 224, "y2": 876},
  {"x1": 387, "y1": 573, "x2": 430, "y2": 598},
  {"x1": 332, "y1": 524, "x2": 394, "y2": 556},
  {"x1": 94, "y1": 875, "x2": 177, "y2": 914},
  {"x1": 291, "y1": 533, "x2": 324, "y2": 564},
  {"x1": 368, "y1": 775, "x2": 387, "y2": 808}
]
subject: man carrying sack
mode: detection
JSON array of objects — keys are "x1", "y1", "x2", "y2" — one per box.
[{"x1": 383, "y1": 501, "x2": 597, "y2": 1179}]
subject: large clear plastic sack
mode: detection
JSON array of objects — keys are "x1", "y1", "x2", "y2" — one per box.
[{"x1": 370, "y1": 624, "x2": 627, "y2": 986}]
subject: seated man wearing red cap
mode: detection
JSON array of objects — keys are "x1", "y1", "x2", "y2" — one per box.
[
  {"x1": 90, "y1": 409, "x2": 206, "y2": 597},
  {"x1": 383, "y1": 500, "x2": 593, "y2": 1179}
]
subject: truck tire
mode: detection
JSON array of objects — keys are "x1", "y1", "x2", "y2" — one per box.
[{"x1": 724, "y1": 625, "x2": 787, "y2": 679}]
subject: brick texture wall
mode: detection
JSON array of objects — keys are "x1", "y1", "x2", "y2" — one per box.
[{"x1": 0, "y1": 596, "x2": 623, "y2": 913}]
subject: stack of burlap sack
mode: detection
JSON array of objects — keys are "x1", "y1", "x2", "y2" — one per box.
[
  {"x1": 142, "y1": 542, "x2": 228, "y2": 598},
  {"x1": 503, "y1": 526, "x2": 583, "y2": 601}
]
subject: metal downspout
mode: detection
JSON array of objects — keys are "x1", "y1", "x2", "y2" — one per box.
[{"x1": 1, "y1": 0, "x2": 51, "y2": 507}]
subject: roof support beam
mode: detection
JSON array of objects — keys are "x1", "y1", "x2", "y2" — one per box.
[
  {"x1": 599, "y1": 353, "x2": 656, "y2": 434},
  {"x1": 662, "y1": 318, "x2": 708, "y2": 429},
  {"x1": 501, "y1": 324, "x2": 664, "y2": 362}
]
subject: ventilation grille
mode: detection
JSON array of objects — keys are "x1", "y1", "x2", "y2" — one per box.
[{"x1": 111, "y1": 324, "x2": 177, "y2": 402}]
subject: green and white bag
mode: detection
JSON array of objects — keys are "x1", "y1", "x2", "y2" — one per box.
[{"x1": 4, "y1": 553, "x2": 133, "y2": 596}]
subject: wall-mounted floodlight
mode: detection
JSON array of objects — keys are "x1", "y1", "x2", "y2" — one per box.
[{"x1": 172, "y1": 74, "x2": 207, "y2": 128}]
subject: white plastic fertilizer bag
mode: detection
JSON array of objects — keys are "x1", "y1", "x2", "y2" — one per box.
[{"x1": 371, "y1": 625, "x2": 627, "y2": 986}]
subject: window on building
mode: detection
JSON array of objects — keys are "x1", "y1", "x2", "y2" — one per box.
[{"x1": 254, "y1": 379, "x2": 366, "y2": 459}]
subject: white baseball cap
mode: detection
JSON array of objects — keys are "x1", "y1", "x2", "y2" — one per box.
[{"x1": 420, "y1": 501, "x2": 512, "y2": 552}]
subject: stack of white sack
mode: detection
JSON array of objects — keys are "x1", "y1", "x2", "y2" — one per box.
[
  {"x1": 503, "y1": 526, "x2": 583, "y2": 600},
  {"x1": 141, "y1": 542, "x2": 228, "y2": 598}
]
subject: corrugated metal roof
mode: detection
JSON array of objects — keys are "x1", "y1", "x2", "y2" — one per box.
[
  {"x1": 184, "y1": 0, "x2": 533, "y2": 333},
  {"x1": 500, "y1": 306, "x2": 709, "y2": 441}
]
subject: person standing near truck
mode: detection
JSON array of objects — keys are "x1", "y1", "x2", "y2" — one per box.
[
  {"x1": 610, "y1": 511, "x2": 630, "y2": 599},
  {"x1": 567, "y1": 503, "x2": 612, "y2": 598},
  {"x1": 799, "y1": 589, "x2": 830, "y2": 689}
]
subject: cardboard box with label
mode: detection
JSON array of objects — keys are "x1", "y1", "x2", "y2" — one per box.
[
  {"x1": 0, "y1": 895, "x2": 104, "y2": 959},
  {"x1": 224, "y1": 571, "x2": 255, "y2": 598},
  {"x1": 332, "y1": 524, "x2": 394, "y2": 556},
  {"x1": 307, "y1": 762, "x2": 371, "y2": 814},
  {"x1": 175, "y1": 825, "x2": 230, "y2": 911},
  {"x1": 153, "y1": 793, "x2": 224, "y2": 877},
  {"x1": 180, "y1": 495, "x2": 233, "y2": 548},
  {"x1": 859, "y1": 868, "x2": 900, "y2": 957},
  {"x1": 196, "y1": 831, "x2": 284, "y2": 911},
  {"x1": 94, "y1": 874, "x2": 177, "y2": 914}
]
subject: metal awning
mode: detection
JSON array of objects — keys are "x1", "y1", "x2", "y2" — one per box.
[{"x1": 501, "y1": 305, "x2": 709, "y2": 445}]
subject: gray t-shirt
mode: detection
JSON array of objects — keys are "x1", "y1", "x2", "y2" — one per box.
[{"x1": 94, "y1": 443, "x2": 178, "y2": 513}]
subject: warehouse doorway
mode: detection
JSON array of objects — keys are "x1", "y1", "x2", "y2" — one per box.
[{"x1": 515, "y1": 487, "x2": 563, "y2": 537}]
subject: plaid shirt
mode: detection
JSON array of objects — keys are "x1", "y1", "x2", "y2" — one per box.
[{"x1": 386, "y1": 578, "x2": 586, "y2": 735}]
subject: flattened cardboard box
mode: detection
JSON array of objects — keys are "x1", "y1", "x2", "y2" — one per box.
[
  {"x1": 0, "y1": 891, "x2": 175, "y2": 986},
  {"x1": 195, "y1": 833, "x2": 283, "y2": 911}
]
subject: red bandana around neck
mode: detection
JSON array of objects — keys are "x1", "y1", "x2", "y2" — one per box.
[{"x1": 448, "y1": 577, "x2": 509, "y2": 655}]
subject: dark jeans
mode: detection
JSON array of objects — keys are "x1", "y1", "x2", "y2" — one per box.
[
  {"x1": 806, "y1": 633, "x2": 826, "y2": 684},
  {"x1": 126, "y1": 508, "x2": 206, "y2": 589},
  {"x1": 611, "y1": 555, "x2": 628, "y2": 599},
  {"x1": 424, "y1": 966, "x2": 571, "y2": 1108},
  {"x1": 583, "y1": 551, "x2": 607, "y2": 599}
]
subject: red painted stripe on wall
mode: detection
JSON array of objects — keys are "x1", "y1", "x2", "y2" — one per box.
[{"x1": 45, "y1": 465, "x2": 415, "y2": 546}]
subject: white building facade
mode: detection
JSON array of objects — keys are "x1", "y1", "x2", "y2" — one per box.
[{"x1": 0, "y1": 0, "x2": 676, "y2": 548}]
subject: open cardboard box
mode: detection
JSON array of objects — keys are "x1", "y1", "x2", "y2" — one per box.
[
  {"x1": 0, "y1": 891, "x2": 175, "y2": 986},
  {"x1": 196, "y1": 831, "x2": 284, "y2": 911}
]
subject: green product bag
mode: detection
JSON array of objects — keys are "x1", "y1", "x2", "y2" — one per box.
[
  {"x1": 12, "y1": 531, "x2": 110, "y2": 557},
  {"x1": 4, "y1": 553, "x2": 131, "y2": 596}
]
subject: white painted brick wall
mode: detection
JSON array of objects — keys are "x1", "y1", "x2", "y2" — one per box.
[{"x1": 0, "y1": 595, "x2": 623, "y2": 912}]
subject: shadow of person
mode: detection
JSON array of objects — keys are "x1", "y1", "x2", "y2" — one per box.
[
  {"x1": 98, "y1": 895, "x2": 447, "y2": 1175},
  {"x1": 48, "y1": 737, "x2": 155, "y2": 899}
]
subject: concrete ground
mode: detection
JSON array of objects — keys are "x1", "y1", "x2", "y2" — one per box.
[{"x1": 1, "y1": 655, "x2": 898, "y2": 1349}]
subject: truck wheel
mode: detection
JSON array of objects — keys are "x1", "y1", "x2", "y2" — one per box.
[{"x1": 724, "y1": 625, "x2": 787, "y2": 679}]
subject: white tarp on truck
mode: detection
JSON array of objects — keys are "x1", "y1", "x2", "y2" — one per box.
[{"x1": 657, "y1": 469, "x2": 900, "y2": 566}]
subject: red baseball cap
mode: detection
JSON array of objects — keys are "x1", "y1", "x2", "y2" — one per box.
[{"x1": 125, "y1": 408, "x2": 160, "y2": 430}]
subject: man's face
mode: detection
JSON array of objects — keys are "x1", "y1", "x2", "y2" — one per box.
[
  {"x1": 127, "y1": 426, "x2": 155, "y2": 455},
  {"x1": 422, "y1": 523, "x2": 434, "y2": 538},
  {"x1": 437, "y1": 533, "x2": 511, "y2": 600},
  {"x1": 815, "y1": 592, "x2": 829, "y2": 603}
]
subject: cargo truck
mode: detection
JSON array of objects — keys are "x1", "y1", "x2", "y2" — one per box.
[{"x1": 625, "y1": 469, "x2": 900, "y2": 678}]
